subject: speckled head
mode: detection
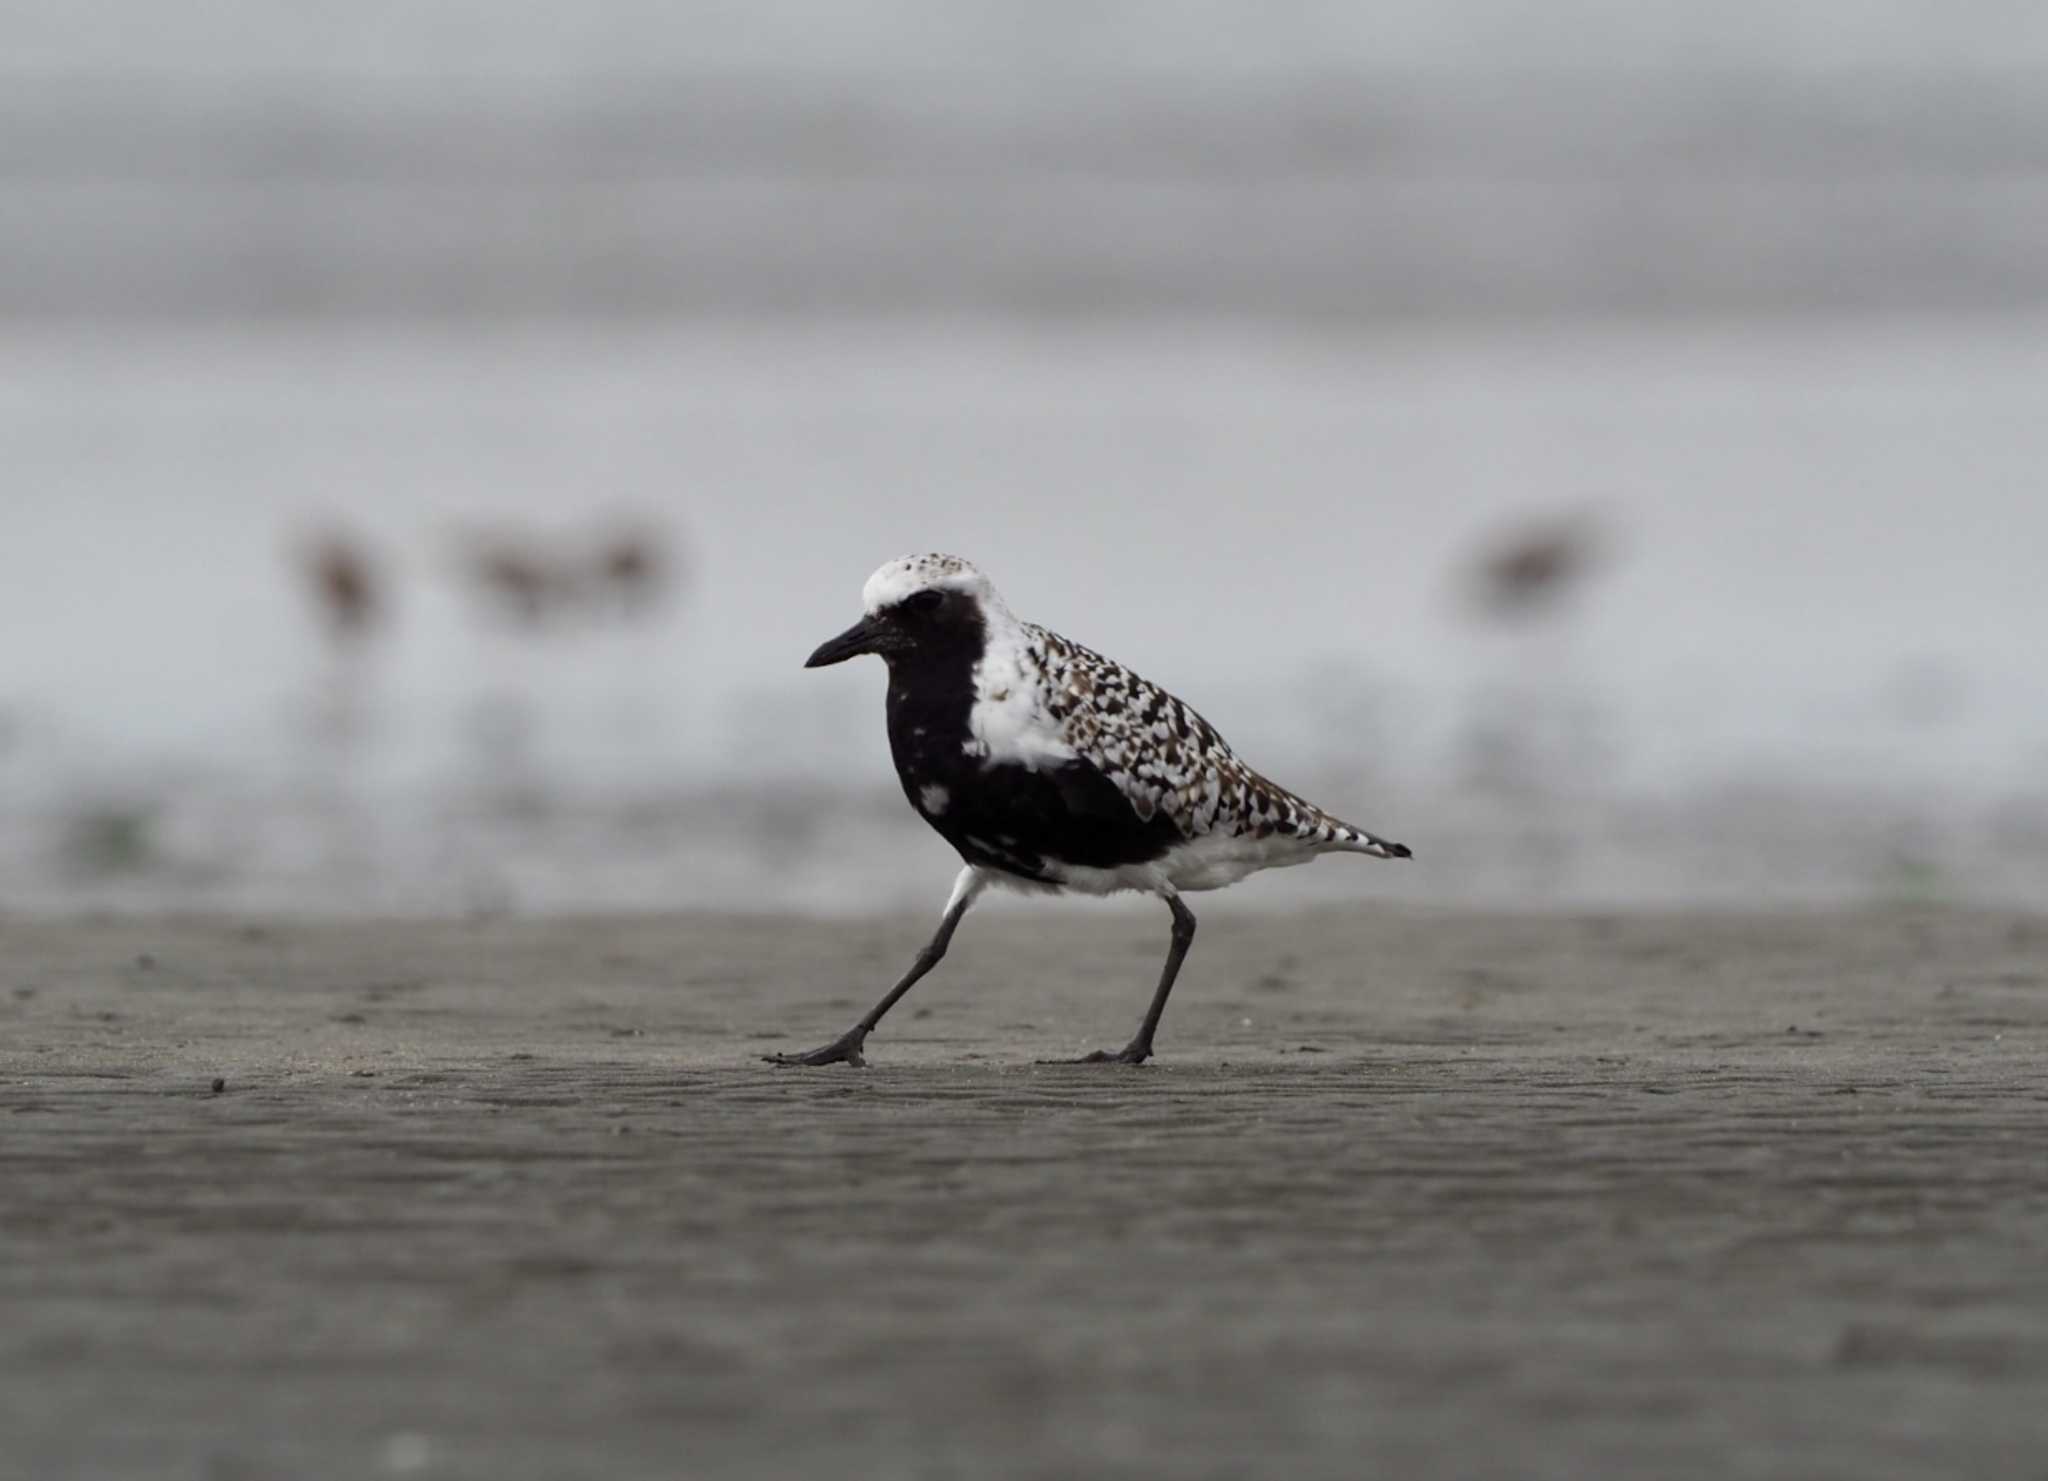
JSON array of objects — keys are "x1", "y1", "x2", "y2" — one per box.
[
  {"x1": 805, "y1": 554, "x2": 1006, "y2": 670},
  {"x1": 860, "y1": 553, "x2": 1000, "y2": 617}
]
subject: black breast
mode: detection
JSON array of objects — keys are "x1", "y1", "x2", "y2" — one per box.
[{"x1": 884, "y1": 642, "x2": 1182, "y2": 883}]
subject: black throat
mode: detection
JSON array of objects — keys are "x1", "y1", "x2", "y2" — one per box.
[{"x1": 883, "y1": 607, "x2": 987, "y2": 798}]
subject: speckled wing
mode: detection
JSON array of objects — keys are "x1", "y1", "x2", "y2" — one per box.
[{"x1": 1025, "y1": 624, "x2": 1404, "y2": 856}]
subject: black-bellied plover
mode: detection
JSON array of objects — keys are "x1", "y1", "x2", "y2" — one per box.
[{"x1": 769, "y1": 554, "x2": 1411, "y2": 1067}]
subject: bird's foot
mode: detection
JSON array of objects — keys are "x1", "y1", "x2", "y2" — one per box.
[
  {"x1": 1044, "y1": 1041, "x2": 1153, "y2": 1066},
  {"x1": 764, "y1": 1029, "x2": 870, "y2": 1068}
]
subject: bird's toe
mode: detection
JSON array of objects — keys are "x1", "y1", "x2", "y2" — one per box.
[
  {"x1": 1041, "y1": 1044, "x2": 1153, "y2": 1066},
  {"x1": 764, "y1": 1033, "x2": 868, "y2": 1068}
]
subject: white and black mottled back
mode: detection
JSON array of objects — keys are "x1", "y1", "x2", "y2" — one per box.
[{"x1": 1024, "y1": 624, "x2": 1387, "y2": 853}]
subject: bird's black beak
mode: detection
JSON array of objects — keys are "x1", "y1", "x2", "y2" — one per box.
[{"x1": 805, "y1": 615, "x2": 883, "y2": 668}]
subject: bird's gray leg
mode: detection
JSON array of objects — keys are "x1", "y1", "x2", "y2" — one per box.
[
  {"x1": 766, "y1": 867, "x2": 987, "y2": 1067},
  {"x1": 1069, "y1": 893, "x2": 1195, "y2": 1066}
]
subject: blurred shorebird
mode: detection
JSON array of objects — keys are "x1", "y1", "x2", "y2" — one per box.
[
  {"x1": 1468, "y1": 510, "x2": 1603, "y2": 621},
  {"x1": 453, "y1": 521, "x2": 679, "y2": 627},
  {"x1": 770, "y1": 554, "x2": 1411, "y2": 1068},
  {"x1": 300, "y1": 530, "x2": 382, "y2": 644},
  {"x1": 459, "y1": 534, "x2": 574, "y2": 628},
  {"x1": 594, "y1": 524, "x2": 673, "y2": 619}
]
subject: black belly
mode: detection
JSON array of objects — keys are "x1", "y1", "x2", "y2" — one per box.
[
  {"x1": 884, "y1": 662, "x2": 1181, "y2": 883},
  {"x1": 906, "y1": 752, "x2": 1184, "y2": 882}
]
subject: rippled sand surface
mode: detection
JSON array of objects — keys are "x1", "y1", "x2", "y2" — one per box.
[{"x1": 5, "y1": 908, "x2": 2047, "y2": 1478}]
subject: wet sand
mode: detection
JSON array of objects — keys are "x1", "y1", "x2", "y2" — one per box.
[{"x1": 4, "y1": 906, "x2": 2046, "y2": 1479}]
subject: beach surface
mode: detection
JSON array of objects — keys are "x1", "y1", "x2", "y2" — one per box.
[{"x1": 4, "y1": 906, "x2": 2047, "y2": 1479}]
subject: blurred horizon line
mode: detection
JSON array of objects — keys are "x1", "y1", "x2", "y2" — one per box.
[{"x1": 10, "y1": 63, "x2": 2048, "y2": 324}]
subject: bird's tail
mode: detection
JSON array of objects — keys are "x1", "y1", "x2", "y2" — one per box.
[{"x1": 1325, "y1": 818, "x2": 1413, "y2": 860}]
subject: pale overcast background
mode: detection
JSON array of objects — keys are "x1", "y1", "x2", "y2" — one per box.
[{"x1": 4, "y1": 1, "x2": 2046, "y2": 913}]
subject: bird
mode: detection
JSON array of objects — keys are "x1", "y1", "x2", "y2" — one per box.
[
  {"x1": 768, "y1": 554, "x2": 1411, "y2": 1068},
  {"x1": 593, "y1": 524, "x2": 674, "y2": 620},
  {"x1": 453, "y1": 528, "x2": 578, "y2": 628},
  {"x1": 299, "y1": 529, "x2": 382, "y2": 645},
  {"x1": 1467, "y1": 509, "x2": 1603, "y2": 622}
]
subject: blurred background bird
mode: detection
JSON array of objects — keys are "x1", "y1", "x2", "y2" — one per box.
[{"x1": 1467, "y1": 510, "x2": 1605, "y2": 625}]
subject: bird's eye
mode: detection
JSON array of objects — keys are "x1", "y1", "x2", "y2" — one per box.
[{"x1": 903, "y1": 590, "x2": 945, "y2": 614}]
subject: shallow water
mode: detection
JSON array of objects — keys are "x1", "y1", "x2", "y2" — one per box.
[{"x1": 3, "y1": 317, "x2": 2045, "y2": 913}]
